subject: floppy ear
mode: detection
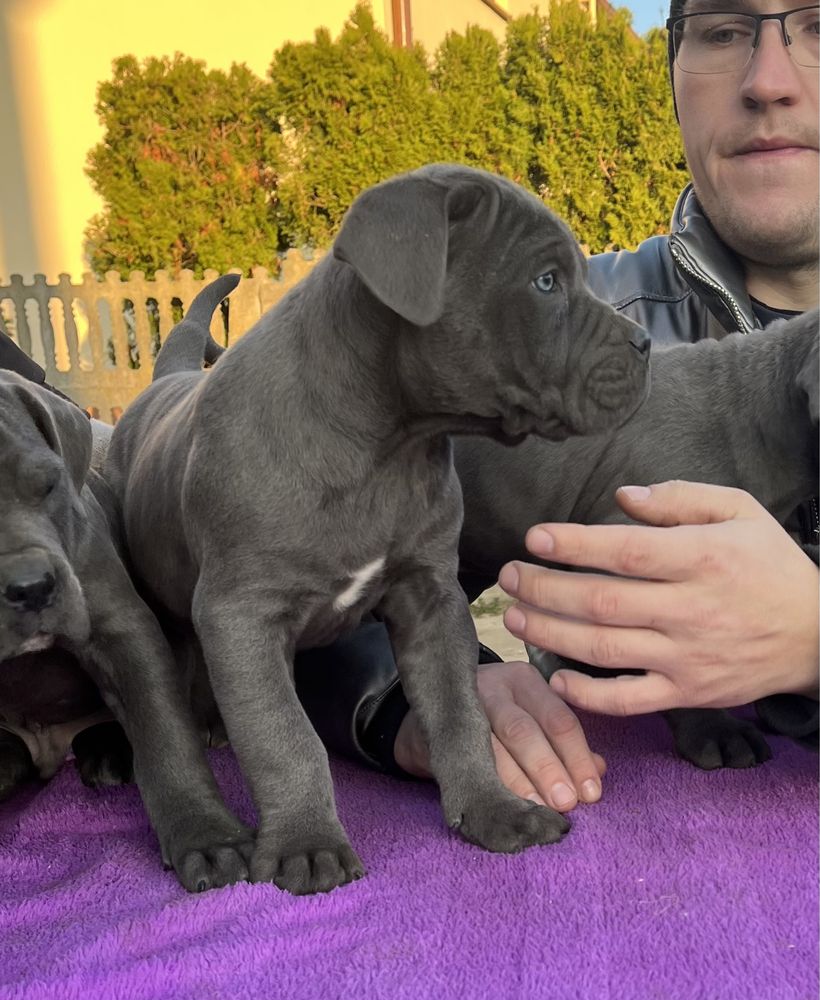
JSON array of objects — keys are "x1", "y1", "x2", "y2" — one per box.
[
  {"x1": 333, "y1": 168, "x2": 485, "y2": 327},
  {"x1": 795, "y1": 310, "x2": 819, "y2": 425},
  {"x1": 12, "y1": 379, "x2": 92, "y2": 492}
]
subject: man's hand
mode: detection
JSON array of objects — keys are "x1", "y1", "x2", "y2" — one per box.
[
  {"x1": 394, "y1": 660, "x2": 606, "y2": 812},
  {"x1": 498, "y1": 481, "x2": 820, "y2": 716}
]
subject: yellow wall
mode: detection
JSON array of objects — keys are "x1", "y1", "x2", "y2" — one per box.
[
  {"x1": 407, "y1": 0, "x2": 546, "y2": 51},
  {"x1": 0, "y1": 0, "x2": 391, "y2": 283},
  {"x1": 409, "y1": 0, "x2": 505, "y2": 50}
]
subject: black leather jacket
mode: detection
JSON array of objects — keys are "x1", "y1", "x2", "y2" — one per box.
[{"x1": 294, "y1": 183, "x2": 819, "y2": 766}]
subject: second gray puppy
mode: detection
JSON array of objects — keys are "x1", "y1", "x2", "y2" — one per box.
[{"x1": 456, "y1": 308, "x2": 818, "y2": 768}]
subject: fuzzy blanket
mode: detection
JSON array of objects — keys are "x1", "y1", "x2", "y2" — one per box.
[{"x1": 1, "y1": 711, "x2": 816, "y2": 1000}]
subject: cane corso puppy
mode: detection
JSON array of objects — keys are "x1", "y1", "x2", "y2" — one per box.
[
  {"x1": 105, "y1": 164, "x2": 650, "y2": 894},
  {"x1": 456, "y1": 308, "x2": 819, "y2": 769},
  {"x1": 0, "y1": 414, "x2": 132, "y2": 801},
  {"x1": 0, "y1": 371, "x2": 253, "y2": 888}
]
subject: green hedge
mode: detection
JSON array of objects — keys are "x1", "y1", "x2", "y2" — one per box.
[{"x1": 85, "y1": 3, "x2": 686, "y2": 278}]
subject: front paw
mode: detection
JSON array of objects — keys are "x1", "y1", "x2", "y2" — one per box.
[
  {"x1": 164, "y1": 817, "x2": 255, "y2": 893},
  {"x1": 72, "y1": 720, "x2": 134, "y2": 787},
  {"x1": 447, "y1": 787, "x2": 570, "y2": 853},
  {"x1": 250, "y1": 831, "x2": 365, "y2": 895},
  {"x1": 664, "y1": 708, "x2": 772, "y2": 770}
]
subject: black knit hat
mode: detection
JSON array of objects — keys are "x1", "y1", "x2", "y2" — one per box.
[
  {"x1": 667, "y1": 0, "x2": 687, "y2": 119},
  {"x1": 667, "y1": 0, "x2": 687, "y2": 73}
]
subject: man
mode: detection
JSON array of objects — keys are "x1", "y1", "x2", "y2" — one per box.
[{"x1": 294, "y1": 0, "x2": 819, "y2": 811}]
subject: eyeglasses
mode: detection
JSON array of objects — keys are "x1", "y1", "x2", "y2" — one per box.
[{"x1": 666, "y1": 5, "x2": 820, "y2": 74}]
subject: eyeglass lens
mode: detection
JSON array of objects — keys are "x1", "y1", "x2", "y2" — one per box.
[{"x1": 674, "y1": 7, "x2": 820, "y2": 74}]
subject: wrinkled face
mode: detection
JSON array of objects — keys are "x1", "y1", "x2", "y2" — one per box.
[
  {"x1": 0, "y1": 398, "x2": 90, "y2": 661},
  {"x1": 674, "y1": 0, "x2": 819, "y2": 269},
  {"x1": 405, "y1": 179, "x2": 650, "y2": 441}
]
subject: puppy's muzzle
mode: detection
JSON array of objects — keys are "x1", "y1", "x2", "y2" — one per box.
[{"x1": 1, "y1": 552, "x2": 57, "y2": 614}]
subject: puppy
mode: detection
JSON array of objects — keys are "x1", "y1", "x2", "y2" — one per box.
[
  {"x1": 105, "y1": 164, "x2": 650, "y2": 895},
  {"x1": 456, "y1": 308, "x2": 819, "y2": 768},
  {"x1": 0, "y1": 372, "x2": 253, "y2": 889},
  {"x1": 0, "y1": 414, "x2": 133, "y2": 801}
]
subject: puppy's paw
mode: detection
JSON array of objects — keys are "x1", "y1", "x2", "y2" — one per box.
[
  {"x1": 449, "y1": 788, "x2": 570, "y2": 853},
  {"x1": 166, "y1": 817, "x2": 256, "y2": 893},
  {"x1": 0, "y1": 730, "x2": 37, "y2": 802},
  {"x1": 251, "y1": 832, "x2": 365, "y2": 895},
  {"x1": 72, "y1": 720, "x2": 134, "y2": 787},
  {"x1": 665, "y1": 708, "x2": 772, "y2": 770}
]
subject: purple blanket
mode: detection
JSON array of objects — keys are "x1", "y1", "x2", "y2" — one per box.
[{"x1": 1, "y1": 711, "x2": 816, "y2": 1000}]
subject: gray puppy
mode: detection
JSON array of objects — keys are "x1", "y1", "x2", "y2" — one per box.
[
  {"x1": 105, "y1": 164, "x2": 649, "y2": 895},
  {"x1": 0, "y1": 371, "x2": 253, "y2": 885},
  {"x1": 456, "y1": 308, "x2": 819, "y2": 768},
  {"x1": 0, "y1": 416, "x2": 133, "y2": 801}
]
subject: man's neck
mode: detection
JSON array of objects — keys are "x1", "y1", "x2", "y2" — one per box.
[{"x1": 743, "y1": 260, "x2": 819, "y2": 312}]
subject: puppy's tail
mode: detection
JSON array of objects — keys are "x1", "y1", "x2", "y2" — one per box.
[{"x1": 152, "y1": 272, "x2": 240, "y2": 381}]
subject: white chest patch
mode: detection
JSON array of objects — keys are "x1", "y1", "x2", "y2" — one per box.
[{"x1": 333, "y1": 557, "x2": 386, "y2": 613}]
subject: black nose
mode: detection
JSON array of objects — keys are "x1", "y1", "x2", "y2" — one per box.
[
  {"x1": 629, "y1": 328, "x2": 651, "y2": 358},
  {"x1": 4, "y1": 571, "x2": 56, "y2": 613}
]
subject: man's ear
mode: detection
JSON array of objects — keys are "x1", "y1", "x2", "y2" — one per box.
[
  {"x1": 10, "y1": 377, "x2": 92, "y2": 492},
  {"x1": 333, "y1": 167, "x2": 486, "y2": 327}
]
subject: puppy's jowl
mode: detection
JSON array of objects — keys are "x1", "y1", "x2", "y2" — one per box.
[{"x1": 107, "y1": 164, "x2": 650, "y2": 895}]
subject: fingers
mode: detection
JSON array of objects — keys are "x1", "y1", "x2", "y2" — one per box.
[
  {"x1": 521, "y1": 522, "x2": 702, "y2": 582},
  {"x1": 481, "y1": 663, "x2": 605, "y2": 811},
  {"x1": 550, "y1": 668, "x2": 681, "y2": 716},
  {"x1": 516, "y1": 483, "x2": 765, "y2": 582},
  {"x1": 489, "y1": 729, "x2": 601, "y2": 813},
  {"x1": 615, "y1": 481, "x2": 764, "y2": 527},
  {"x1": 503, "y1": 601, "x2": 673, "y2": 672},
  {"x1": 499, "y1": 562, "x2": 679, "y2": 630},
  {"x1": 397, "y1": 664, "x2": 609, "y2": 812}
]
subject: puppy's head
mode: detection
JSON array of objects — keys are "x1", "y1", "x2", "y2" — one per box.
[
  {"x1": 334, "y1": 163, "x2": 649, "y2": 442},
  {"x1": 0, "y1": 372, "x2": 91, "y2": 660}
]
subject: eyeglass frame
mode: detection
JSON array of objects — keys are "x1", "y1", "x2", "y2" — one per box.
[{"x1": 665, "y1": 4, "x2": 820, "y2": 74}]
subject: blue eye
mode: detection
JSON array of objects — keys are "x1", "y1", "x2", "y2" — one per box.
[{"x1": 533, "y1": 272, "x2": 556, "y2": 293}]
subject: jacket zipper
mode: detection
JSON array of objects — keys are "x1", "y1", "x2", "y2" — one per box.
[{"x1": 669, "y1": 239, "x2": 751, "y2": 334}]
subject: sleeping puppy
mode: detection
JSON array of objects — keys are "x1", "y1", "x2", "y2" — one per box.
[
  {"x1": 456, "y1": 308, "x2": 819, "y2": 769},
  {"x1": 0, "y1": 372, "x2": 253, "y2": 889},
  {"x1": 0, "y1": 407, "x2": 132, "y2": 800}
]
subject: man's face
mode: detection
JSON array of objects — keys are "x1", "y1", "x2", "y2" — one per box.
[{"x1": 674, "y1": 0, "x2": 819, "y2": 269}]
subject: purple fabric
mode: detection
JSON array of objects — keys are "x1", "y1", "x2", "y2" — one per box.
[{"x1": 1, "y1": 711, "x2": 816, "y2": 1000}]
